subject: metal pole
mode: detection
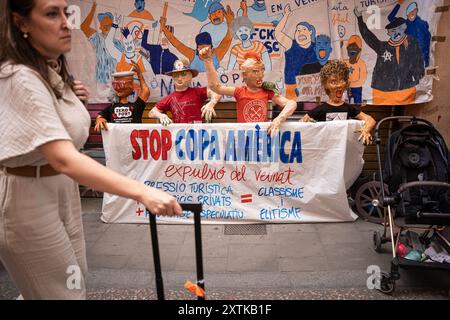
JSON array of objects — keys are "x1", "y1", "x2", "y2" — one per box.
[
  {"x1": 193, "y1": 206, "x2": 205, "y2": 300},
  {"x1": 148, "y1": 212, "x2": 165, "y2": 300}
]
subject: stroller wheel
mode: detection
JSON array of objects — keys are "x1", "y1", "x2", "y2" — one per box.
[
  {"x1": 355, "y1": 181, "x2": 389, "y2": 224},
  {"x1": 379, "y1": 272, "x2": 396, "y2": 295},
  {"x1": 373, "y1": 231, "x2": 383, "y2": 253}
]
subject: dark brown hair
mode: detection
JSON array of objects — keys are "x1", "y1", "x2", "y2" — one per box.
[
  {"x1": 0, "y1": 0, "x2": 74, "y2": 98},
  {"x1": 320, "y1": 60, "x2": 349, "y2": 86}
]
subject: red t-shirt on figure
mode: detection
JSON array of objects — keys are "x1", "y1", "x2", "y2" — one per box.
[
  {"x1": 155, "y1": 87, "x2": 208, "y2": 123},
  {"x1": 234, "y1": 86, "x2": 274, "y2": 123}
]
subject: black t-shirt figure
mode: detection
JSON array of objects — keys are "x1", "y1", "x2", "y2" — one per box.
[
  {"x1": 99, "y1": 97, "x2": 146, "y2": 123},
  {"x1": 307, "y1": 102, "x2": 361, "y2": 122},
  {"x1": 94, "y1": 61, "x2": 150, "y2": 132},
  {"x1": 300, "y1": 60, "x2": 376, "y2": 146}
]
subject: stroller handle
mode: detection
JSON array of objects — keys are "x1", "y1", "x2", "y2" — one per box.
[
  {"x1": 374, "y1": 116, "x2": 434, "y2": 139},
  {"x1": 397, "y1": 181, "x2": 450, "y2": 194}
]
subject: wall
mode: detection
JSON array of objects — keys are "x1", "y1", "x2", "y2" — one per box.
[{"x1": 405, "y1": 0, "x2": 450, "y2": 144}]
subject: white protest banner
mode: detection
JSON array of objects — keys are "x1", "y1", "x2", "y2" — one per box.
[{"x1": 100, "y1": 122, "x2": 364, "y2": 224}]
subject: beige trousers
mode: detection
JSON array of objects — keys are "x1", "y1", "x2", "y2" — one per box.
[{"x1": 0, "y1": 171, "x2": 87, "y2": 299}]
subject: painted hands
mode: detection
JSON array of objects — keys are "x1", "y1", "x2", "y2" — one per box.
[
  {"x1": 159, "y1": 114, "x2": 173, "y2": 126},
  {"x1": 354, "y1": 7, "x2": 362, "y2": 18},
  {"x1": 299, "y1": 114, "x2": 315, "y2": 122},
  {"x1": 198, "y1": 47, "x2": 213, "y2": 61},
  {"x1": 94, "y1": 116, "x2": 108, "y2": 132},
  {"x1": 357, "y1": 128, "x2": 373, "y2": 145},
  {"x1": 113, "y1": 14, "x2": 122, "y2": 27},
  {"x1": 130, "y1": 60, "x2": 142, "y2": 76},
  {"x1": 160, "y1": 16, "x2": 167, "y2": 30},
  {"x1": 240, "y1": 0, "x2": 247, "y2": 16},
  {"x1": 225, "y1": 5, "x2": 235, "y2": 25},
  {"x1": 267, "y1": 115, "x2": 287, "y2": 135},
  {"x1": 284, "y1": 4, "x2": 291, "y2": 15},
  {"x1": 201, "y1": 102, "x2": 217, "y2": 122}
]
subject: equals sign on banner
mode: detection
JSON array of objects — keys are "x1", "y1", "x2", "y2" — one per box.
[{"x1": 241, "y1": 194, "x2": 253, "y2": 203}]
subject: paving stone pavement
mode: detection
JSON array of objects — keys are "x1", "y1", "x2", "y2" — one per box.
[{"x1": 1, "y1": 198, "x2": 449, "y2": 300}]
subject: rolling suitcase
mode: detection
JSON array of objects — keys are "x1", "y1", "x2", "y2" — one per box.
[{"x1": 147, "y1": 202, "x2": 204, "y2": 300}]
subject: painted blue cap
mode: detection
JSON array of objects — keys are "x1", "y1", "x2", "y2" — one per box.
[
  {"x1": 208, "y1": 1, "x2": 224, "y2": 14},
  {"x1": 406, "y1": 2, "x2": 418, "y2": 15},
  {"x1": 97, "y1": 12, "x2": 113, "y2": 22},
  {"x1": 195, "y1": 32, "x2": 213, "y2": 46}
]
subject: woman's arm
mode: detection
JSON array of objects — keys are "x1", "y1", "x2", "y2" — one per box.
[
  {"x1": 199, "y1": 47, "x2": 236, "y2": 96},
  {"x1": 39, "y1": 140, "x2": 181, "y2": 216}
]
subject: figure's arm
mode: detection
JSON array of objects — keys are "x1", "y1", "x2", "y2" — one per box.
[
  {"x1": 105, "y1": 15, "x2": 123, "y2": 61},
  {"x1": 227, "y1": 53, "x2": 238, "y2": 70},
  {"x1": 141, "y1": 29, "x2": 152, "y2": 51},
  {"x1": 413, "y1": 40, "x2": 425, "y2": 81},
  {"x1": 131, "y1": 61, "x2": 150, "y2": 101},
  {"x1": 94, "y1": 114, "x2": 108, "y2": 132},
  {"x1": 299, "y1": 114, "x2": 314, "y2": 122},
  {"x1": 215, "y1": 5, "x2": 234, "y2": 61},
  {"x1": 274, "y1": 4, "x2": 293, "y2": 50},
  {"x1": 359, "y1": 61, "x2": 368, "y2": 86},
  {"x1": 95, "y1": 104, "x2": 112, "y2": 132},
  {"x1": 261, "y1": 50, "x2": 272, "y2": 71},
  {"x1": 149, "y1": 106, "x2": 173, "y2": 126},
  {"x1": 201, "y1": 89, "x2": 222, "y2": 121},
  {"x1": 267, "y1": 94, "x2": 297, "y2": 134},
  {"x1": 240, "y1": 0, "x2": 248, "y2": 17},
  {"x1": 299, "y1": 105, "x2": 320, "y2": 122},
  {"x1": 80, "y1": 1, "x2": 97, "y2": 38},
  {"x1": 39, "y1": 140, "x2": 181, "y2": 216},
  {"x1": 160, "y1": 17, "x2": 195, "y2": 61},
  {"x1": 355, "y1": 111, "x2": 376, "y2": 145},
  {"x1": 354, "y1": 8, "x2": 381, "y2": 53},
  {"x1": 422, "y1": 20, "x2": 432, "y2": 67},
  {"x1": 207, "y1": 89, "x2": 222, "y2": 104},
  {"x1": 199, "y1": 47, "x2": 236, "y2": 96},
  {"x1": 387, "y1": 3, "x2": 401, "y2": 23}
]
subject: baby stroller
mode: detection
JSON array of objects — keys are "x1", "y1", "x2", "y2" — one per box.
[{"x1": 372, "y1": 116, "x2": 450, "y2": 294}]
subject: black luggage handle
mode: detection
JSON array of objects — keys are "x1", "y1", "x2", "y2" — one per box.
[{"x1": 148, "y1": 202, "x2": 204, "y2": 300}]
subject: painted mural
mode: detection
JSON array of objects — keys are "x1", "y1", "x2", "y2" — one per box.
[{"x1": 67, "y1": 0, "x2": 443, "y2": 105}]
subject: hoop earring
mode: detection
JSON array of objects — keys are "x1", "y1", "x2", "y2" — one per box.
[{"x1": 23, "y1": 33, "x2": 29, "y2": 39}]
